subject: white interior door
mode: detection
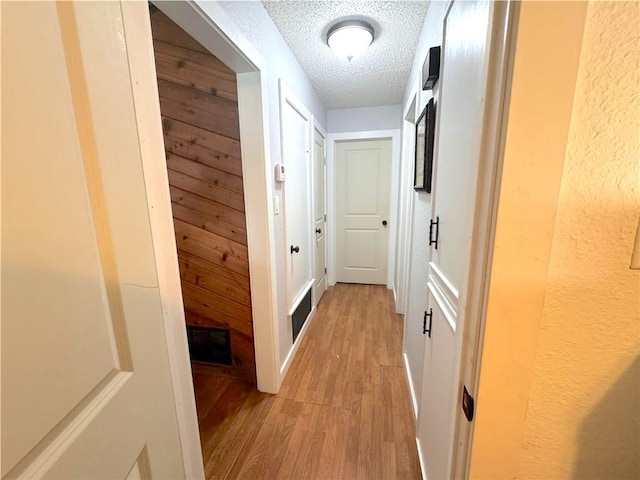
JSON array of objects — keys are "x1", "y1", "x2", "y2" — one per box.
[
  {"x1": 1, "y1": 2, "x2": 186, "y2": 478},
  {"x1": 313, "y1": 127, "x2": 327, "y2": 304},
  {"x1": 335, "y1": 139, "x2": 392, "y2": 285},
  {"x1": 416, "y1": 1, "x2": 494, "y2": 479},
  {"x1": 280, "y1": 82, "x2": 313, "y2": 309}
]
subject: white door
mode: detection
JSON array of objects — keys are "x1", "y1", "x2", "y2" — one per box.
[
  {"x1": 2, "y1": 2, "x2": 186, "y2": 478},
  {"x1": 416, "y1": 1, "x2": 495, "y2": 479},
  {"x1": 313, "y1": 127, "x2": 327, "y2": 304},
  {"x1": 335, "y1": 139, "x2": 392, "y2": 285},
  {"x1": 280, "y1": 82, "x2": 313, "y2": 309}
]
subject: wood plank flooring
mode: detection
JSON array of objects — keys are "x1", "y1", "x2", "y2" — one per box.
[{"x1": 194, "y1": 284, "x2": 422, "y2": 479}]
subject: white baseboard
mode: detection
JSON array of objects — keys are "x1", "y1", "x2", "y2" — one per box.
[
  {"x1": 279, "y1": 305, "x2": 316, "y2": 384},
  {"x1": 416, "y1": 436, "x2": 428, "y2": 480},
  {"x1": 403, "y1": 352, "x2": 419, "y2": 421}
]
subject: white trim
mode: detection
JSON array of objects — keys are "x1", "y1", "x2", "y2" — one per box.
[
  {"x1": 121, "y1": 4, "x2": 204, "y2": 479},
  {"x1": 279, "y1": 304, "x2": 316, "y2": 379},
  {"x1": 416, "y1": 437, "x2": 429, "y2": 480},
  {"x1": 326, "y1": 129, "x2": 401, "y2": 289},
  {"x1": 312, "y1": 116, "x2": 327, "y2": 138},
  {"x1": 428, "y1": 261, "x2": 460, "y2": 311},
  {"x1": 451, "y1": 2, "x2": 518, "y2": 477},
  {"x1": 237, "y1": 72, "x2": 281, "y2": 394},
  {"x1": 288, "y1": 279, "x2": 315, "y2": 316},
  {"x1": 152, "y1": 0, "x2": 280, "y2": 397},
  {"x1": 387, "y1": 131, "x2": 401, "y2": 290},
  {"x1": 427, "y1": 279, "x2": 457, "y2": 334},
  {"x1": 403, "y1": 353, "x2": 419, "y2": 421},
  {"x1": 396, "y1": 88, "x2": 419, "y2": 315}
]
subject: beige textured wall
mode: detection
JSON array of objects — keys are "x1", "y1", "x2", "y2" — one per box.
[
  {"x1": 520, "y1": 1, "x2": 640, "y2": 477},
  {"x1": 470, "y1": 1, "x2": 640, "y2": 478}
]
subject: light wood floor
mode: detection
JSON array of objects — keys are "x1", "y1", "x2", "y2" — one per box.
[{"x1": 193, "y1": 283, "x2": 422, "y2": 479}]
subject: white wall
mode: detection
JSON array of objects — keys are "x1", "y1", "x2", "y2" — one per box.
[
  {"x1": 327, "y1": 105, "x2": 401, "y2": 133},
  {"x1": 399, "y1": 0, "x2": 449, "y2": 414},
  {"x1": 199, "y1": 1, "x2": 327, "y2": 375}
]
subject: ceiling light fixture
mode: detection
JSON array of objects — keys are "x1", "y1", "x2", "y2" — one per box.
[{"x1": 326, "y1": 20, "x2": 374, "y2": 62}]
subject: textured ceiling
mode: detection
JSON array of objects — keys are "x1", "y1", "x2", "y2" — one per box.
[{"x1": 262, "y1": 1, "x2": 428, "y2": 110}]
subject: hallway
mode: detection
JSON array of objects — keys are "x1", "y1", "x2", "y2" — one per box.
[{"x1": 194, "y1": 284, "x2": 421, "y2": 479}]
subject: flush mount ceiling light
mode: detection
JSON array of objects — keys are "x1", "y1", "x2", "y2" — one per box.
[{"x1": 326, "y1": 19, "x2": 374, "y2": 62}]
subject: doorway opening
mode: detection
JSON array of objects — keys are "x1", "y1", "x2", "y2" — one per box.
[
  {"x1": 142, "y1": 1, "x2": 280, "y2": 476},
  {"x1": 149, "y1": 5, "x2": 256, "y2": 382}
]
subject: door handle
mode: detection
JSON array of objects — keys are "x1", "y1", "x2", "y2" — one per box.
[
  {"x1": 290, "y1": 245, "x2": 300, "y2": 254},
  {"x1": 429, "y1": 216, "x2": 439, "y2": 250},
  {"x1": 423, "y1": 309, "x2": 433, "y2": 337},
  {"x1": 315, "y1": 228, "x2": 322, "y2": 234},
  {"x1": 382, "y1": 220, "x2": 388, "y2": 226}
]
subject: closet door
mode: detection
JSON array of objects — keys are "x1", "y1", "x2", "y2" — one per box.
[
  {"x1": 279, "y1": 81, "x2": 313, "y2": 311},
  {"x1": 2, "y1": 2, "x2": 185, "y2": 478},
  {"x1": 416, "y1": 1, "x2": 495, "y2": 478}
]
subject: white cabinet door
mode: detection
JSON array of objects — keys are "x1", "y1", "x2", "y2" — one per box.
[
  {"x1": 1, "y1": 2, "x2": 185, "y2": 478},
  {"x1": 418, "y1": 283, "x2": 459, "y2": 480},
  {"x1": 417, "y1": 0, "x2": 495, "y2": 477},
  {"x1": 335, "y1": 139, "x2": 392, "y2": 285}
]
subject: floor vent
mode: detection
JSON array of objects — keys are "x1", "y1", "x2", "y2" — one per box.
[
  {"x1": 187, "y1": 325, "x2": 232, "y2": 365},
  {"x1": 292, "y1": 287, "x2": 312, "y2": 342}
]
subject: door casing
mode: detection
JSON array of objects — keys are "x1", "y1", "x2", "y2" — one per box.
[
  {"x1": 142, "y1": 1, "x2": 283, "y2": 476},
  {"x1": 326, "y1": 129, "x2": 401, "y2": 290}
]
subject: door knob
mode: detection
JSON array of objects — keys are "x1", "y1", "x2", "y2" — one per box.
[
  {"x1": 382, "y1": 220, "x2": 388, "y2": 226},
  {"x1": 315, "y1": 228, "x2": 322, "y2": 234},
  {"x1": 290, "y1": 245, "x2": 300, "y2": 254}
]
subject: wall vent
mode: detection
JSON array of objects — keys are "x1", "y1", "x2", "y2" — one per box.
[
  {"x1": 292, "y1": 288, "x2": 313, "y2": 342},
  {"x1": 187, "y1": 325, "x2": 232, "y2": 365}
]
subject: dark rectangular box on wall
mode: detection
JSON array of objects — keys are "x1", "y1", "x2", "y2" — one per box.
[
  {"x1": 422, "y1": 46, "x2": 441, "y2": 90},
  {"x1": 292, "y1": 288, "x2": 313, "y2": 342},
  {"x1": 187, "y1": 325, "x2": 233, "y2": 365}
]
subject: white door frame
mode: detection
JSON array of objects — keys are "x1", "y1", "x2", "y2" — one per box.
[
  {"x1": 122, "y1": 4, "x2": 204, "y2": 478},
  {"x1": 134, "y1": 2, "x2": 281, "y2": 477},
  {"x1": 449, "y1": 1, "x2": 518, "y2": 477},
  {"x1": 326, "y1": 129, "x2": 401, "y2": 289},
  {"x1": 396, "y1": 88, "x2": 419, "y2": 315}
]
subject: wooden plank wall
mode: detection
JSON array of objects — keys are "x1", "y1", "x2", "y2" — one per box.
[{"x1": 149, "y1": 8, "x2": 255, "y2": 382}]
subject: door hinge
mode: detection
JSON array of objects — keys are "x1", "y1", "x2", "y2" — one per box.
[
  {"x1": 423, "y1": 308, "x2": 433, "y2": 337},
  {"x1": 462, "y1": 386, "x2": 475, "y2": 422},
  {"x1": 324, "y1": 267, "x2": 327, "y2": 274},
  {"x1": 429, "y1": 216, "x2": 440, "y2": 250},
  {"x1": 324, "y1": 214, "x2": 327, "y2": 222}
]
